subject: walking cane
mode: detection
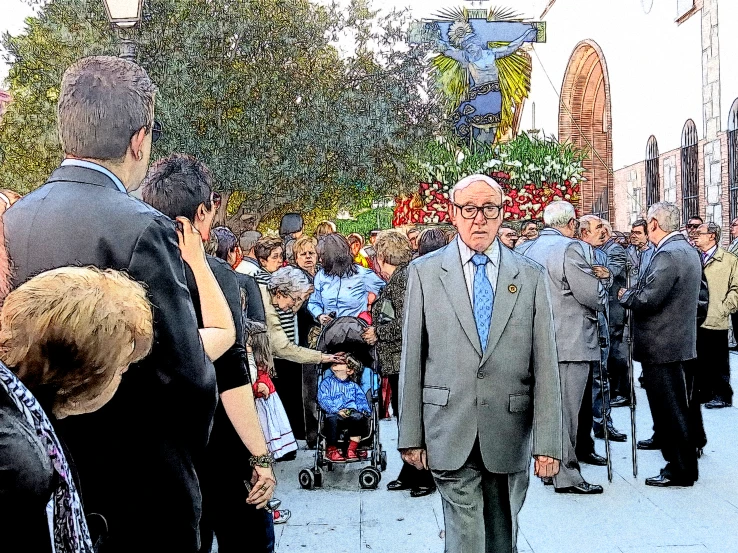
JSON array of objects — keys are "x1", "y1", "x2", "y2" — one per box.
[
  {"x1": 596, "y1": 357, "x2": 612, "y2": 483},
  {"x1": 625, "y1": 262, "x2": 638, "y2": 477}
]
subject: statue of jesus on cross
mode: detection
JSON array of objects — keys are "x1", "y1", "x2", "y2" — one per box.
[{"x1": 409, "y1": 9, "x2": 544, "y2": 144}]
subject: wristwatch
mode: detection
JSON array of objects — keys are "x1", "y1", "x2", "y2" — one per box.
[{"x1": 249, "y1": 453, "x2": 275, "y2": 468}]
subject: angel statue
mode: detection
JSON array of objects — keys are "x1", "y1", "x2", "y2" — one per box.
[{"x1": 441, "y1": 21, "x2": 537, "y2": 142}]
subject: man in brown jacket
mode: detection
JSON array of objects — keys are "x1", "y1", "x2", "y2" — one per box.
[{"x1": 693, "y1": 222, "x2": 738, "y2": 409}]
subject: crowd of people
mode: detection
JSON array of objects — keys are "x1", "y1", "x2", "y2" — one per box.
[{"x1": 0, "y1": 54, "x2": 734, "y2": 553}]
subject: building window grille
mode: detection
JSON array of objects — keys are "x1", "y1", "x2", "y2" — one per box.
[
  {"x1": 645, "y1": 136, "x2": 660, "y2": 209},
  {"x1": 592, "y1": 189, "x2": 608, "y2": 221},
  {"x1": 729, "y1": 99, "x2": 738, "y2": 223},
  {"x1": 681, "y1": 119, "x2": 699, "y2": 224}
]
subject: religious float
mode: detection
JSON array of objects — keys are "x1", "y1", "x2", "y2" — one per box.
[{"x1": 393, "y1": 133, "x2": 585, "y2": 226}]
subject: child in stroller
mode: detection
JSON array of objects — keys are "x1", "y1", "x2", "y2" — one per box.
[{"x1": 318, "y1": 355, "x2": 372, "y2": 462}]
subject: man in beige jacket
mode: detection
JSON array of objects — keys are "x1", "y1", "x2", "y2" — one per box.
[{"x1": 693, "y1": 222, "x2": 738, "y2": 409}]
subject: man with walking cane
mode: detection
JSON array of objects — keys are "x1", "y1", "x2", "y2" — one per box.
[
  {"x1": 522, "y1": 201, "x2": 605, "y2": 494},
  {"x1": 618, "y1": 202, "x2": 703, "y2": 487}
]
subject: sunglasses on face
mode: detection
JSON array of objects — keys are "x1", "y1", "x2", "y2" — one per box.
[
  {"x1": 686, "y1": 224, "x2": 700, "y2": 229},
  {"x1": 211, "y1": 191, "x2": 222, "y2": 211},
  {"x1": 152, "y1": 120, "x2": 163, "y2": 144}
]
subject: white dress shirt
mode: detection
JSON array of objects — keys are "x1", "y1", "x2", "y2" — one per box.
[
  {"x1": 61, "y1": 159, "x2": 128, "y2": 194},
  {"x1": 656, "y1": 231, "x2": 681, "y2": 250},
  {"x1": 457, "y1": 238, "x2": 500, "y2": 308}
]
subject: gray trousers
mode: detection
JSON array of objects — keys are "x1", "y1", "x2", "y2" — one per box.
[
  {"x1": 431, "y1": 441, "x2": 529, "y2": 553},
  {"x1": 553, "y1": 361, "x2": 591, "y2": 489}
]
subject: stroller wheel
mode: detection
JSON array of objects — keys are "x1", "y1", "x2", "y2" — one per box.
[
  {"x1": 359, "y1": 467, "x2": 381, "y2": 490},
  {"x1": 313, "y1": 467, "x2": 324, "y2": 488},
  {"x1": 298, "y1": 469, "x2": 315, "y2": 490},
  {"x1": 380, "y1": 450, "x2": 388, "y2": 472}
]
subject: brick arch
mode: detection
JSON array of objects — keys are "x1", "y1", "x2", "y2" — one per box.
[{"x1": 559, "y1": 40, "x2": 613, "y2": 222}]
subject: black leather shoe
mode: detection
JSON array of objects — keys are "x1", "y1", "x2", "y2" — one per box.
[
  {"x1": 579, "y1": 452, "x2": 608, "y2": 466},
  {"x1": 555, "y1": 482, "x2": 604, "y2": 494},
  {"x1": 594, "y1": 427, "x2": 627, "y2": 442},
  {"x1": 637, "y1": 437, "x2": 659, "y2": 450},
  {"x1": 541, "y1": 476, "x2": 553, "y2": 486},
  {"x1": 386, "y1": 479, "x2": 410, "y2": 491},
  {"x1": 410, "y1": 485, "x2": 436, "y2": 498},
  {"x1": 645, "y1": 474, "x2": 694, "y2": 487},
  {"x1": 609, "y1": 396, "x2": 630, "y2": 408},
  {"x1": 705, "y1": 399, "x2": 732, "y2": 409}
]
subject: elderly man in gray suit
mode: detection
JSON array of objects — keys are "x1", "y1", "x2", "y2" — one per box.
[
  {"x1": 521, "y1": 201, "x2": 605, "y2": 495},
  {"x1": 399, "y1": 174, "x2": 563, "y2": 553}
]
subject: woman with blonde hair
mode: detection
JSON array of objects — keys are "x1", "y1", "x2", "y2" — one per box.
[
  {"x1": 314, "y1": 220, "x2": 336, "y2": 239},
  {"x1": 0, "y1": 266, "x2": 153, "y2": 553}
]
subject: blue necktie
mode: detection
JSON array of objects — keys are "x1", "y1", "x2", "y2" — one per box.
[{"x1": 472, "y1": 254, "x2": 494, "y2": 352}]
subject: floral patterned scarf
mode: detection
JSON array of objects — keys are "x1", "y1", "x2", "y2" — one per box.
[{"x1": 0, "y1": 362, "x2": 93, "y2": 553}]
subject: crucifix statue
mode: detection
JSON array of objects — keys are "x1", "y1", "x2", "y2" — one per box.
[{"x1": 409, "y1": 8, "x2": 545, "y2": 144}]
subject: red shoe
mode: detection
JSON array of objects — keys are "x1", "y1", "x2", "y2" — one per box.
[
  {"x1": 346, "y1": 442, "x2": 362, "y2": 461},
  {"x1": 326, "y1": 446, "x2": 346, "y2": 462}
]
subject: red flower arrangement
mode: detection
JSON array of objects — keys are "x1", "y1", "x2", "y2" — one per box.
[{"x1": 393, "y1": 172, "x2": 581, "y2": 226}]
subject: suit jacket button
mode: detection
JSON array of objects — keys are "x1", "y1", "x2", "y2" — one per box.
[{"x1": 477, "y1": 372, "x2": 485, "y2": 379}]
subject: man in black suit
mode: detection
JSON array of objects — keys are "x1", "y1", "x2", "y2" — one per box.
[
  {"x1": 601, "y1": 222, "x2": 630, "y2": 407},
  {"x1": 3, "y1": 57, "x2": 218, "y2": 552},
  {"x1": 141, "y1": 154, "x2": 277, "y2": 553},
  {"x1": 619, "y1": 202, "x2": 703, "y2": 487}
]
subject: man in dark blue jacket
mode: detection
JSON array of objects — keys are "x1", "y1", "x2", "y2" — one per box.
[{"x1": 619, "y1": 202, "x2": 703, "y2": 487}]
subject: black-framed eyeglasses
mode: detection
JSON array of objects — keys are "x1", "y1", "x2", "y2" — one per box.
[
  {"x1": 452, "y1": 203, "x2": 502, "y2": 220},
  {"x1": 152, "y1": 120, "x2": 163, "y2": 144}
]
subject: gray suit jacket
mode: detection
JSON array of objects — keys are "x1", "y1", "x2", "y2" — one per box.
[
  {"x1": 521, "y1": 228, "x2": 604, "y2": 362},
  {"x1": 398, "y1": 239, "x2": 563, "y2": 473},
  {"x1": 620, "y1": 234, "x2": 702, "y2": 364}
]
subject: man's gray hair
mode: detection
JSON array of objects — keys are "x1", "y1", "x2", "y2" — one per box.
[
  {"x1": 240, "y1": 230, "x2": 262, "y2": 253},
  {"x1": 58, "y1": 56, "x2": 157, "y2": 161},
  {"x1": 647, "y1": 202, "x2": 680, "y2": 233},
  {"x1": 601, "y1": 219, "x2": 613, "y2": 237},
  {"x1": 267, "y1": 266, "x2": 312, "y2": 297},
  {"x1": 543, "y1": 201, "x2": 576, "y2": 228},
  {"x1": 449, "y1": 174, "x2": 504, "y2": 203},
  {"x1": 578, "y1": 214, "x2": 601, "y2": 234}
]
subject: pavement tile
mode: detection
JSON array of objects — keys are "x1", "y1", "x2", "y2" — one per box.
[{"x1": 269, "y1": 358, "x2": 738, "y2": 552}]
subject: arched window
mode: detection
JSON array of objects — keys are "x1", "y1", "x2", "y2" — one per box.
[
  {"x1": 645, "y1": 136, "x2": 660, "y2": 208},
  {"x1": 728, "y1": 99, "x2": 738, "y2": 222},
  {"x1": 681, "y1": 119, "x2": 699, "y2": 224}
]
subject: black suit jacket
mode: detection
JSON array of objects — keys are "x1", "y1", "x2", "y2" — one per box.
[
  {"x1": 602, "y1": 239, "x2": 628, "y2": 333},
  {"x1": 235, "y1": 271, "x2": 266, "y2": 323},
  {"x1": 3, "y1": 165, "x2": 216, "y2": 553},
  {"x1": 620, "y1": 234, "x2": 702, "y2": 364}
]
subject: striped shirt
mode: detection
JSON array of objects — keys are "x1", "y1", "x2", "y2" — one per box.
[
  {"x1": 317, "y1": 371, "x2": 371, "y2": 415},
  {"x1": 255, "y1": 269, "x2": 297, "y2": 344}
]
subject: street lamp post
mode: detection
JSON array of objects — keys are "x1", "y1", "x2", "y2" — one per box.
[{"x1": 102, "y1": 0, "x2": 143, "y2": 62}]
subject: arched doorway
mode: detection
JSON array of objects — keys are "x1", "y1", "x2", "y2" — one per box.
[{"x1": 559, "y1": 40, "x2": 613, "y2": 222}]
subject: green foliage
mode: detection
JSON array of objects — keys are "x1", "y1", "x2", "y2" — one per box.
[
  {"x1": 335, "y1": 207, "x2": 394, "y2": 238},
  {"x1": 0, "y1": 0, "x2": 442, "y2": 224}
]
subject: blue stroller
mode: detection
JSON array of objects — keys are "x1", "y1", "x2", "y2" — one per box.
[{"x1": 298, "y1": 317, "x2": 388, "y2": 490}]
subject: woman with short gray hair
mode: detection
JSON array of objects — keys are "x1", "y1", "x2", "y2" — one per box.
[
  {"x1": 261, "y1": 267, "x2": 340, "y2": 365},
  {"x1": 261, "y1": 267, "x2": 343, "y2": 444}
]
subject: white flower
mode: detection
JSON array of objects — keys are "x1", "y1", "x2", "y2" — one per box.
[{"x1": 456, "y1": 151, "x2": 465, "y2": 164}]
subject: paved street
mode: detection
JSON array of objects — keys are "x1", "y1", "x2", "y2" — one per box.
[{"x1": 272, "y1": 357, "x2": 738, "y2": 553}]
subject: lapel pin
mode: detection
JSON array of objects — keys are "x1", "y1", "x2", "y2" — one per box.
[{"x1": 508, "y1": 284, "x2": 517, "y2": 294}]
